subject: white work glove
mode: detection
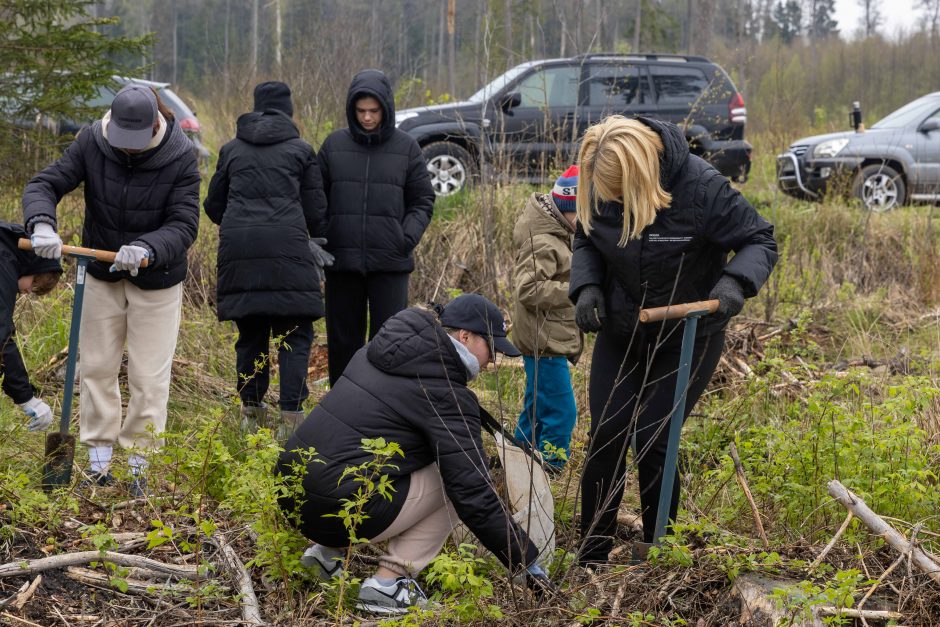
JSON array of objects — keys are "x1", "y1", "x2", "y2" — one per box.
[
  {"x1": 19, "y1": 397, "x2": 53, "y2": 432},
  {"x1": 30, "y1": 223, "x2": 63, "y2": 259},
  {"x1": 109, "y1": 245, "x2": 150, "y2": 277}
]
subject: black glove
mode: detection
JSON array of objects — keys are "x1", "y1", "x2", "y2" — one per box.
[
  {"x1": 574, "y1": 285, "x2": 606, "y2": 333},
  {"x1": 708, "y1": 274, "x2": 746, "y2": 323},
  {"x1": 526, "y1": 570, "x2": 557, "y2": 599}
]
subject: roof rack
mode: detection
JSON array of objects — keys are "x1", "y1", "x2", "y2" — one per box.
[{"x1": 574, "y1": 52, "x2": 710, "y2": 63}]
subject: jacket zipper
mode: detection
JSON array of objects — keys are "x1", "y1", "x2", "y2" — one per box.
[
  {"x1": 120, "y1": 162, "x2": 132, "y2": 248},
  {"x1": 361, "y1": 150, "x2": 371, "y2": 272}
]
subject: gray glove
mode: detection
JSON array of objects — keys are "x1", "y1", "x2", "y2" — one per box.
[
  {"x1": 19, "y1": 397, "x2": 53, "y2": 432},
  {"x1": 708, "y1": 274, "x2": 746, "y2": 323},
  {"x1": 308, "y1": 238, "x2": 334, "y2": 283},
  {"x1": 574, "y1": 285, "x2": 606, "y2": 333},
  {"x1": 30, "y1": 223, "x2": 63, "y2": 259},
  {"x1": 109, "y1": 245, "x2": 149, "y2": 277}
]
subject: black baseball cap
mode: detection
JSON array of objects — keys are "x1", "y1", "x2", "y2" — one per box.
[
  {"x1": 109, "y1": 84, "x2": 158, "y2": 150},
  {"x1": 440, "y1": 293, "x2": 521, "y2": 357}
]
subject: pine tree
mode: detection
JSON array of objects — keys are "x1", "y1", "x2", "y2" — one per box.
[
  {"x1": 808, "y1": 0, "x2": 839, "y2": 39},
  {"x1": 765, "y1": 0, "x2": 802, "y2": 44}
]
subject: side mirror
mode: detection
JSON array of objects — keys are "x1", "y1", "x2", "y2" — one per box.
[
  {"x1": 499, "y1": 91, "x2": 522, "y2": 111},
  {"x1": 919, "y1": 118, "x2": 940, "y2": 133}
]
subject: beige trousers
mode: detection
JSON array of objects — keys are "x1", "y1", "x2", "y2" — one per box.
[
  {"x1": 79, "y1": 275, "x2": 182, "y2": 450},
  {"x1": 369, "y1": 463, "x2": 458, "y2": 577}
]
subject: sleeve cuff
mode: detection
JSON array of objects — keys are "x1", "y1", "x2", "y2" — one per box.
[
  {"x1": 25, "y1": 215, "x2": 57, "y2": 235},
  {"x1": 129, "y1": 240, "x2": 156, "y2": 265}
]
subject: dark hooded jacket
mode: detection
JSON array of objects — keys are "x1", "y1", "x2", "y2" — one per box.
[
  {"x1": 0, "y1": 222, "x2": 62, "y2": 404},
  {"x1": 569, "y1": 117, "x2": 778, "y2": 343},
  {"x1": 277, "y1": 307, "x2": 539, "y2": 571},
  {"x1": 317, "y1": 70, "x2": 436, "y2": 274},
  {"x1": 22, "y1": 117, "x2": 199, "y2": 290},
  {"x1": 204, "y1": 110, "x2": 327, "y2": 320}
]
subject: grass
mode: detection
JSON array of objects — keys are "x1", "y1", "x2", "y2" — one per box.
[{"x1": 1, "y1": 134, "x2": 940, "y2": 623}]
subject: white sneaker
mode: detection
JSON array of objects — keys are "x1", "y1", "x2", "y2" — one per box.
[
  {"x1": 356, "y1": 577, "x2": 428, "y2": 615},
  {"x1": 300, "y1": 544, "x2": 345, "y2": 579}
]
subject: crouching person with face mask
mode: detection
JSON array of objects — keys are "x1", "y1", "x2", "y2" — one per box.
[{"x1": 276, "y1": 294, "x2": 552, "y2": 614}]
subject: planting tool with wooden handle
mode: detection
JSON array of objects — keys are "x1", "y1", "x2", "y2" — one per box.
[
  {"x1": 18, "y1": 239, "x2": 144, "y2": 490},
  {"x1": 639, "y1": 299, "x2": 718, "y2": 544}
]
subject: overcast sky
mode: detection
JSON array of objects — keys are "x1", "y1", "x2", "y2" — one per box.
[{"x1": 834, "y1": 0, "x2": 922, "y2": 39}]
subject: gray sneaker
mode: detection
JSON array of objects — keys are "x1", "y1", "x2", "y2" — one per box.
[
  {"x1": 356, "y1": 577, "x2": 428, "y2": 615},
  {"x1": 300, "y1": 544, "x2": 345, "y2": 579}
]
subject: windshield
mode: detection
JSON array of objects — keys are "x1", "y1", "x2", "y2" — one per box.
[
  {"x1": 872, "y1": 96, "x2": 940, "y2": 129},
  {"x1": 467, "y1": 65, "x2": 532, "y2": 103}
]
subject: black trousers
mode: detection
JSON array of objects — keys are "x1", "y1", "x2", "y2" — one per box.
[
  {"x1": 324, "y1": 270, "x2": 409, "y2": 385},
  {"x1": 234, "y1": 316, "x2": 314, "y2": 412},
  {"x1": 0, "y1": 248, "x2": 33, "y2": 404},
  {"x1": 579, "y1": 328, "x2": 725, "y2": 564}
]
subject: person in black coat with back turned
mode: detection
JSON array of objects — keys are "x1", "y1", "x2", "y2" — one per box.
[
  {"x1": 204, "y1": 82, "x2": 331, "y2": 442},
  {"x1": 569, "y1": 115, "x2": 777, "y2": 566},
  {"x1": 317, "y1": 69, "x2": 435, "y2": 385},
  {"x1": 277, "y1": 294, "x2": 550, "y2": 614}
]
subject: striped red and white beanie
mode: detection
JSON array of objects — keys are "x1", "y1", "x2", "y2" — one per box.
[{"x1": 551, "y1": 165, "x2": 579, "y2": 213}]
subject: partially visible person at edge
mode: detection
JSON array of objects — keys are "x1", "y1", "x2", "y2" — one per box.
[
  {"x1": 317, "y1": 69, "x2": 435, "y2": 386},
  {"x1": 276, "y1": 294, "x2": 552, "y2": 615},
  {"x1": 569, "y1": 115, "x2": 777, "y2": 566},
  {"x1": 0, "y1": 222, "x2": 63, "y2": 432},
  {"x1": 204, "y1": 81, "x2": 332, "y2": 443},
  {"x1": 23, "y1": 84, "x2": 200, "y2": 496},
  {"x1": 511, "y1": 165, "x2": 583, "y2": 471}
]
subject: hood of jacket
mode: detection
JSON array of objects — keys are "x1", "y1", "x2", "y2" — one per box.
[
  {"x1": 366, "y1": 308, "x2": 468, "y2": 384},
  {"x1": 235, "y1": 110, "x2": 300, "y2": 145},
  {"x1": 513, "y1": 193, "x2": 573, "y2": 245},
  {"x1": 345, "y1": 69, "x2": 396, "y2": 145},
  {"x1": 636, "y1": 116, "x2": 690, "y2": 192},
  {"x1": 91, "y1": 116, "x2": 194, "y2": 170}
]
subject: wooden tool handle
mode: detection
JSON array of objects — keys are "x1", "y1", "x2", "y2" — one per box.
[
  {"x1": 19, "y1": 238, "x2": 149, "y2": 267},
  {"x1": 639, "y1": 299, "x2": 720, "y2": 323}
]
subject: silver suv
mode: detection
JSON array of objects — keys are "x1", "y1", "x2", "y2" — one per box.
[{"x1": 777, "y1": 93, "x2": 940, "y2": 211}]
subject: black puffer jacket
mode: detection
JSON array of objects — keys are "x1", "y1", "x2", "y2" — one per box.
[
  {"x1": 569, "y1": 117, "x2": 777, "y2": 342},
  {"x1": 0, "y1": 222, "x2": 62, "y2": 404},
  {"x1": 204, "y1": 110, "x2": 326, "y2": 320},
  {"x1": 22, "y1": 118, "x2": 199, "y2": 290},
  {"x1": 317, "y1": 70, "x2": 435, "y2": 274},
  {"x1": 277, "y1": 307, "x2": 538, "y2": 570}
]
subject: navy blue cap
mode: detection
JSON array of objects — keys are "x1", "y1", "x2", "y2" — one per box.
[{"x1": 440, "y1": 293, "x2": 521, "y2": 357}]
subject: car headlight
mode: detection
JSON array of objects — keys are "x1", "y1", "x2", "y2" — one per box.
[
  {"x1": 813, "y1": 138, "x2": 850, "y2": 158},
  {"x1": 395, "y1": 111, "x2": 418, "y2": 127}
]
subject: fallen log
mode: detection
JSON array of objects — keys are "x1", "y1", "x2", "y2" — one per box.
[
  {"x1": 827, "y1": 480, "x2": 940, "y2": 585},
  {"x1": 65, "y1": 566, "x2": 227, "y2": 597},
  {"x1": 0, "y1": 551, "x2": 206, "y2": 580},
  {"x1": 212, "y1": 532, "x2": 264, "y2": 626},
  {"x1": 815, "y1": 606, "x2": 903, "y2": 621}
]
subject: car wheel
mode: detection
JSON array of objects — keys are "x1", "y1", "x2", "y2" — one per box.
[
  {"x1": 852, "y1": 164, "x2": 906, "y2": 212},
  {"x1": 423, "y1": 142, "x2": 474, "y2": 196}
]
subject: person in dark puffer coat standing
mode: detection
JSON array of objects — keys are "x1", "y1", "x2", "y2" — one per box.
[
  {"x1": 317, "y1": 69, "x2": 435, "y2": 386},
  {"x1": 204, "y1": 82, "x2": 330, "y2": 442},
  {"x1": 23, "y1": 84, "x2": 200, "y2": 495},
  {"x1": 570, "y1": 115, "x2": 777, "y2": 566}
]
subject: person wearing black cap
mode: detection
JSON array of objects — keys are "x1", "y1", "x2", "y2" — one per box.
[
  {"x1": 23, "y1": 83, "x2": 200, "y2": 495},
  {"x1": 204, "y1": 81, "x2": 330, "y2": 442},
  {"x1": 276, "y1": 293, "x2": 550, "y2": 615},
  {"x1": 317, "y1": 69, "x2": 436, "y2": 386},
  {"x1": 0, "y1": 222, "x2": 63, "y2": 432}
]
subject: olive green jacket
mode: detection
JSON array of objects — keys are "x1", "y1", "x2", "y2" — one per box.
[{"x1": 511, "y1": 193, "x2": 583, "y2": 362}]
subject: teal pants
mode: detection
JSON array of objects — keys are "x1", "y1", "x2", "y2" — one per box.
[{"x1": 514, "y1": 355, "x2": 577, "y2": 467}]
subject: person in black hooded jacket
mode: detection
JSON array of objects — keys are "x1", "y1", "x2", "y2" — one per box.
[
  {"x1": 277, "y1": 294, "x2": 550, "y2": 614},
  {"x1": 204, "y1": 81, "x2": 330, "y2": 442},
  {"x1": 317, "y1": 69, "x2": 436, "y2": 386},
  {"x1": 23, "y1": 84, "x2": 199, "y2": 494},
  {"x1": 0, "y1": 222, "x2": 62, "y2": 432},
  {"x1": 569, "y1": 115, "x2": 777, "y2": 566}
]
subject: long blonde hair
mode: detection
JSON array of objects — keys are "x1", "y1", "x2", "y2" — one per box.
[{"x1": 576, "y1": 116, "x2": 672, "y2": 246}]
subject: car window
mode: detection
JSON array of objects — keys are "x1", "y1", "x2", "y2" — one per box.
[
  {"x1": 872, "y1": 98, "x2": 940, "y2": 129},
  {"x1": 587, "y1": 64, "x2": 649, "y2": 107},
  {"x1": 158, "y1": 88, "x2": 195, "y2": 120},
  {"x1": 650, "y1": 65, "x2": 709, "y2": 106},
  {"x1": 467, "y1": 65, "x2": 531, "y2": 103},
  {"x1": 515, "y1": 66, "x2": 580, "y2": 109}
]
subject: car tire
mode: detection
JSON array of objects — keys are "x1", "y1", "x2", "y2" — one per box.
[
  {"x1": 423, "y1": 142, "x2": 475, "y2": 197},
  {"x1": 852, "y1": 164, "x2": 906, "y2": 212}
]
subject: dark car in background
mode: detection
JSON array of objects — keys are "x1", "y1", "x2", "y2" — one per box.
[
  {"x1": 777, "y1": 93, "x2": 940, "y2": 211},
  {"x1": 395, "y1": 53, "x2": 751, "y2": 195}
]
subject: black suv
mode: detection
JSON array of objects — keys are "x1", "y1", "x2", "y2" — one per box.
[{"x1": 395, "y1": 53, "x2": 751, "y2": 195}]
